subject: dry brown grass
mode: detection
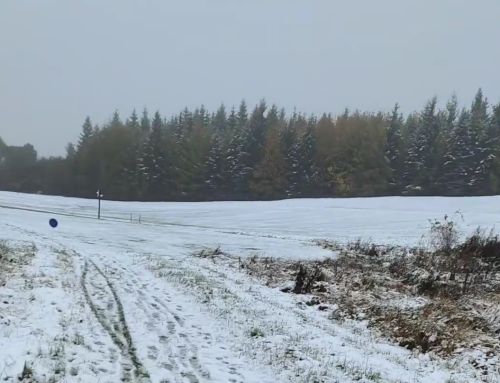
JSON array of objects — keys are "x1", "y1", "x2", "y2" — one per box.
[{"x1": 196, "y1": 238, "x2": 500, "y2": 376}]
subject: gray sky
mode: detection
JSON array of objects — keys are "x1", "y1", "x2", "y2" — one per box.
[{"x1": 1, "y1": 0, "x2": 499, "y2": 157}]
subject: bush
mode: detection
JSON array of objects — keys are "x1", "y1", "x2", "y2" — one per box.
[
  {"x1": 426, "y1": 217, "x2": 500, "y2": 295},
  {"x1": 459, "y1": 229, "x2": 500, "y2": 267},
  {"x1": 293, "y1": 263, "x2": 325, "y2": 294},
  {"x1": 429, "y1": 215, "x2": 459, "y2": 255},
  {"x1": 347, "y1": 239, "x2": 380, "y2": 256}
]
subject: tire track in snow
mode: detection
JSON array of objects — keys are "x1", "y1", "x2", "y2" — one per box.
[
  {"x1": 104, "y1": 261, "x2": 212, "y2": 383},
  {"x1": 7, "y1": 211, "x2": 261, "y2": 382},
  {"x1": 81, "y1": 259, "x2": 150, "y2": 381}
]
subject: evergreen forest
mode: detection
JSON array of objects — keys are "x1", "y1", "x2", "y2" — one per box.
[{"x1": 1, "y1": 90, "x2": 500, "y2": 201}]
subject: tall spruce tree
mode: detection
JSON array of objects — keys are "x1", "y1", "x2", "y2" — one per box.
[
  {"x1": 205, "y1": 134, "x2": 225, "y2": 198},
  {"x1": 140, "y1": 108, "x2": 151, "y2": 135},
  {"x1": 137, "y1": 111, "x2": 170, "y2": 199},
  {"x1": 385, "y1": 104, "x2": 404, "y2": 192},
  {"x1": 226, "y1": 101, "x2": 252, "y2": 197},
  {"x1": 469, "y1": 89, "x2": 495, "y2": 193},
  {"x1": 281, "y1": 118, "x2": 300, "y2": 197},
  {"x1": 404, "y1": 98, "x2": 439, "y2": 193},
  {"x1": 78, "y1": 117, "x2": 94, "y2": 151},
  {"x1": 126, "y1": 109, "x2": 140, "y2": 130},
  {"x1": 298, "y1": 119, "x2": 319, "y2": 196},
  {"x1": 439, "y1": 109, "x2": 474, "y2": 195}
]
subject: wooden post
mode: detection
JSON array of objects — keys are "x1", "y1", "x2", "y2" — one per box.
[{"x1": 96, "y1": 189, "x2": 103, "y2": 219}]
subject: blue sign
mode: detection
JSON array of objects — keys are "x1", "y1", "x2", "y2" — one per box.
[{"x1": 49, "y1": 218, "x2": 58, "y2": 228}]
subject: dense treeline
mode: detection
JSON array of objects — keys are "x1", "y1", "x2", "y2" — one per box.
[{"x1": 1, "y1": 90, "x2": 500, "y2": 201}]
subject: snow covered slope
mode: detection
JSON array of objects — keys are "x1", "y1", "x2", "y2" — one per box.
[
  {"x1": 2, "y1": 191, "x2": 500, "y2": 250},
  {"x1": 0, "y1": 191, "x2": 498, "y2": 382}
]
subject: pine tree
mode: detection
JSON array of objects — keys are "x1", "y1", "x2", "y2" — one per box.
[
  {"x1": 469, "y1": 89, "x2": 495, "y2": 193},
  {"x1": 401, "y1": 114, "x2": 420, "y2": 192},
  {"x1": 110, "y1": 110, "x2": 122, "y2": 129},
  {"x1": 490, "y1": 102, "x2": 500, "y2": 137},
  {"x1": 439, "y1": 109, "x2": 474, "y2": 194},
  {"x1": 120, "y1": 110, "x2": 143, "y2": 198},
  {"x1": 298, "y1": 119, "x2": 319, "y2": 196},
  {"x1": 127, "y1": 109, "x2": 140, "y2": 130},
  {"x1": 237, "y1": 100, "x2": 248, "y2": 128},
  {"x1": 486, "y1": 102, "x2": 500, "y2": 192},
  {"x1": 281, "y1": 116, "x2": 300, "y2": 197},
  {"x1": 66, "y1": 143, "x2": 76, "y2": 159},
  {"x1": 187, "y1": 109, "x2": 212, "y2": 198},
  {"x1": 199, "y1": 105, "x2": 210, "y2": 128},
  {"x1": 470, "y1": 89, "x2": 489, "y2": 142},
  {"x1": 404, "y1": 98, "x2": 440, "y2": 193},
  {"x1": 385, "y1": 104, "x2": 404, "y2": 192},
  {"x1": 140, "y1": 108, "x2": 151, "y2": 135},
  {"x1": 246, "y1": 100, "x2": 267, "y2": 169},
  {"x1": 445, "y1": 94, "x2": 459, "y2": 134},
  {"x1": 78, "y1": 117, "x2": 94, "y2": 150},
  {"x1": 212, "y1": 105, "x2": 227, "y2": 136},
  {"x1": 205, "y1": 135, "x2": 225, "y2": 197},
  {"x1": 225, "y1": 102, "x2": 252, "y2": 198},
  {"x1": 181, "y1": 108, "x2": 194, "y2": 133},
  {"x1": 227, "y1": 129, "x2": 251, "y2": 198},
  {"x1": 137, "y1": 111, "x2": 171, "y2": 199},
  {"x1": 226, "y1": 107, "x2": 238, "y2": 139}
]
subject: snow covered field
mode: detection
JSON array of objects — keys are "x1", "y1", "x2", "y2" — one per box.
[{"x1": 1, "y1": 191, "x2": 499, "y2": 382}]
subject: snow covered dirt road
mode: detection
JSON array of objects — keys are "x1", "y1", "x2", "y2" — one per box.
[
  {"x1": 1, "y1": 222, "x2": 278, "y2": 382},
  {"x1": 1, "y1": 191, "x2": 499, "y2": 382}
]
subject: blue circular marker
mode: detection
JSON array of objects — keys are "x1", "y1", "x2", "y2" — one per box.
[{"x1": 49, "y1": 218, "x2": 58, "y2": 228}]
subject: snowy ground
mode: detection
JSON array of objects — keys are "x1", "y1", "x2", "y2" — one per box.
[{"x1": 1, "y1": 191, "x2": 499, "y2": 382}]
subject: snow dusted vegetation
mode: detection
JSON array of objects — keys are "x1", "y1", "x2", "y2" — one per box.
[{"x1": 1, "y1": 191, "x2": 500, "y2": 382}]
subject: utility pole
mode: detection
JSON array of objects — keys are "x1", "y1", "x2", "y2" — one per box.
[{"x1": 96, "y1": 189, "x2": 103, "y2": 219}]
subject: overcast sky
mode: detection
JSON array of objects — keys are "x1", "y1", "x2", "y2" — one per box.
[{"x1": 1, "y1": 0, "x2": 499, "y2": 157}]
